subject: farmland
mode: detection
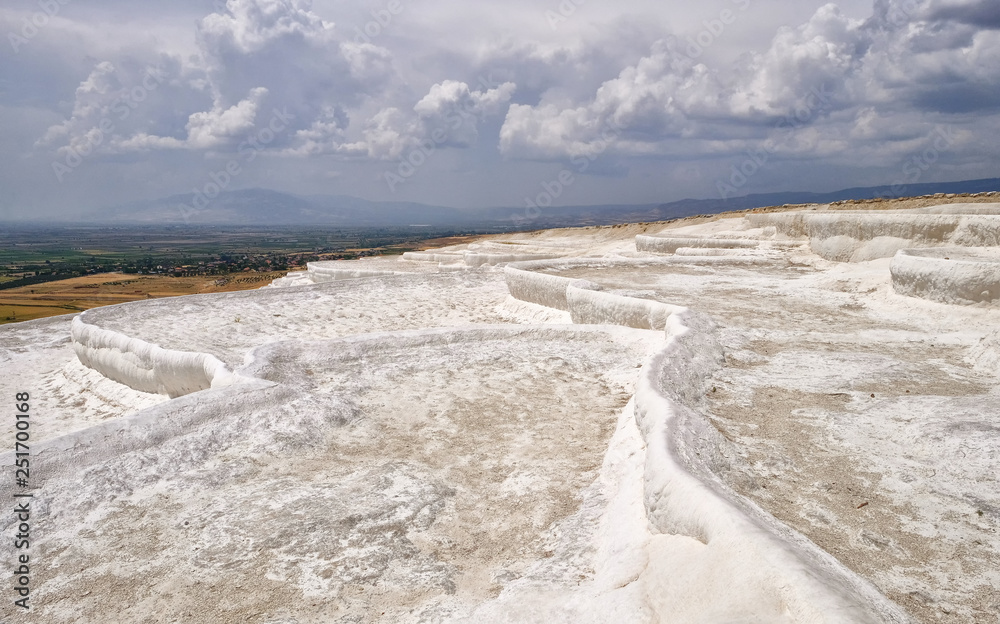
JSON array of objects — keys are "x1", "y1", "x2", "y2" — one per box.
[{"x1": 0, "y1": 225, "x2": 487, "y2": 323}]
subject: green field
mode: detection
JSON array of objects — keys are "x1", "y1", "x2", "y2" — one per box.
[
  {"x1": 0, "y1": 225, "x2": 496, "y2": 325},
  {"x1": 0, "y1": 224, "x2": 496, "y2": 289}
]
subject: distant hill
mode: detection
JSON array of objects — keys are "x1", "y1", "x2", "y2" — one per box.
[
  {"x1": 68, "y1": 177, "x2": 1000, "y2": 229},
  {"x1": 98, "y1": 188, "x2": 478, "y2": 227},
  {"x1": 647, "y1": 177, "x2": 1000, "y2": 223}
]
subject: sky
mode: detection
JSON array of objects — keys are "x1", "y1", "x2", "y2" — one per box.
[{"x1": 1, "y1": 0, "x2": 998, "y2": 219}]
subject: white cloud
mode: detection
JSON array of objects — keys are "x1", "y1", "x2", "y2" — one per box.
[
  {"x1": 412, "y1": 79, "x2": 517, "y2": 147},
  {"x1": 3, "y1": 0, "x2": 1000, "y2": 213},
  {"x1": 35, "y1": 61, "x2": 119, "y2": 151},
  {"x1": 34, "y1": 0, "x2": 402, "y2": 159},
  {"x1": 197, "y1": 0, "x2": 335, "y2": 56},
  {"x1": 116, "y1": 87, "x2": 269, "y2": 151},
  {"x1": 499, "y1": 0, "x2": 1000, "y2": 164},
  {"x1": 280, "y1": 79, "x2": 516, "y2": 159}
]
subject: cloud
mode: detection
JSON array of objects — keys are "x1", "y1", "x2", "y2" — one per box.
[
  {"x1": 362, "y1": 78, "x2": 516, "y2": 158},
  {"x1": 412, "y1": 79, "x2": 517, "y2": 147},
  {"x1": 195, "y1": 0, "x2": 396, "y2": 108},
  {"x1": 35, "y1": 62, "x2": 119, "y2": 151},
  {"x1": 280, "y1": 79, "x2": 516, "y2": 159},
  {"x1": 498, "y1": 37, "x2": 727, "y2": 160},
  {"x1": 925, "y1": 0, "x2": 1000, "y2": 28},
  {"x1": 278, "y1": 105, "x2": 362, "y2": 157},
  {"x1": 34, "y1": 0, "x2": 401, "y2": 159},
  {"x1": 115, "y1": 87, "x2": 270, "y2": 151},
  {"x1": 3, "y1": 0, "x2": 999, "y2": 214},
  {"x1": 499, "y1": 0, "x2": 1000, "y2": 164},
  {"x1": 197, "y1": 0, "x2": 334, "y2": 56},
  {"x1": 34, "y1": 60, "x2": 198, "y2": 157},
  {"x1": 357, "y1": 107, "x2": 418, "y2": 160}
]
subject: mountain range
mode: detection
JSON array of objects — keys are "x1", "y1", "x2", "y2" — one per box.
[{"x1": 37, "y1": 177, "x2": 1000, "y2": 229}]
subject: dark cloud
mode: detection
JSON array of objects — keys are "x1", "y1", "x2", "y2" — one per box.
[
  {"x1": 929, "y1": 0, "x2": 1000, "y2": 29},
  {"x1": 912, "y1": 80, "x2": 1000, "y2": 113}
]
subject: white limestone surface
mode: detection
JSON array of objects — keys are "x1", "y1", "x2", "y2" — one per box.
[
  {"x1": 4, "y1": 202, "x2": 999, "y2": 623},
  {"x1": 71, "y1": 312, "x2": 240, "y2": 398},
  {"x1": 636, "y1": 235, "x2": 760, "y2": 254},
  {"x1": 890, "y1": 247, "x2": 1000, "y2": 305},
  {"x1": 747, "y1": 210, "x2": 1000, "y2": 261},
  {"x1": 0, "y1": 325, "x2": 658, "y2": 623},
  {"x1": 0, "y1": 315, "x2": 166, "y2": 444},
  {"x1": 531, "y1": 245, "x2": 998, "y2": 622},
  {"x1": 70, "y1": 271, "x2": 512, "y2": 371}
]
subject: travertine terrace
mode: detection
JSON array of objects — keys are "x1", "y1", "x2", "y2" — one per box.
[{"x1": 2, "y1": 199, "x2": 998, "y2": 623}]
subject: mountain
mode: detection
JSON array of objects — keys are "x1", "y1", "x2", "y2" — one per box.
[
  {"x1": 99, "y1": 188, "x2": 476, "y2": 227},
  {"x1": 647, "y1": 177, "x2": 1000, "y2": 221},
  {"x1": 77, "y1": 177, "x2": 1000, "y2": 228}
]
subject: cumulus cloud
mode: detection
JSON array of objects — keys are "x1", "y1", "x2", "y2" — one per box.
[
  {"x1": 4, "y1": 0, "x2": 1000, "y2": 213},
  {"x1": 413, "y1": 80, "x2": 517, "y2": 147},
  {"x1": 281, "y1": 79, "x2": 516, "y2": 159},
  {"x1": 195, "y1": 0, "x2": 396, "y2": 109},
  {"x1": 197, "y1": 0, "x2": 334, "y2": 55},
  {"x1": 359, "y1": 79, "x2": 516, "y2": 159},
  {"x1": 35, "y1": 62, "x2": 119, "y2": 152},
  {"x1": 32, "y1": 0, "x2": 521, "y2": 165},
  {"x1": 33, "y1": 59, "x2": 195, "y2": 157},
  {"x1": 278, "y1": 105, "x2": 362, "y2": 157},
  {"x1": 35, "y1": 0, "x2": 401, "y2": 159},
  {"x1": 499, "y1": 0, "x2": 1000, "y2": 163},
  {"x1": 116, "y1": 87, "x2": 270, "y2": 151},
  {"x1": 358, "y1": 107, "x2": 418, "y2": 160}
]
